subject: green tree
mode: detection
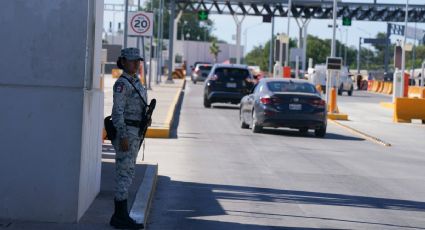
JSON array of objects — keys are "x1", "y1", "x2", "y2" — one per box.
[
  {"x1": 209, "y1": 39, "x2": 221, "y2": 63},
  {"x1": 245, "y1": 37, "x2": 297, "y2": 71}
]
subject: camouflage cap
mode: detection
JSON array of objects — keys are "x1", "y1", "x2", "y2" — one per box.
[{"x1": 120, "y1": 48, "x2": 144, "y2": 61}]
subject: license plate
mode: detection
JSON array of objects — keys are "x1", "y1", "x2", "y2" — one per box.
[
  {"x1": 226, "y1": 83, "x2": 237, "y2": 88},
  {"x1": 289, "y1": 104, "x2": 302, "y2": 110}
]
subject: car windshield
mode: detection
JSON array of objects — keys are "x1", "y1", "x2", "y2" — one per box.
[
  {"x1": 215, "y1": 68, "x2": 250, "y2": 80},
  {"x1": 267, "y1": 81, "x2": 317, "y2": 94}
]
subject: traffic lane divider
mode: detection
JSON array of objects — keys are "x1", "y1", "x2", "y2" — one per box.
[
  {"x1": 329, "y1": 120, "x2": 391, "y2": 147},
  {"x1": 394, "y1": 97, "x2": 425, "y2": 123}
]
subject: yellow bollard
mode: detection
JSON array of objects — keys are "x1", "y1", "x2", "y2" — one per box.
[{"x1": 329, "y1": 87, "x2": 337, "y2": 113}]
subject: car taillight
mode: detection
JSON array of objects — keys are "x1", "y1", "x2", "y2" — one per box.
[
  {"x1": 310, "y1": 99, "x2": 326, "y2": 107},
  {"x1": 210, "y1": 74, "x2": 218, "y2": 81},
  {"x1": 195, "y1": 69, "x2": 200, "y2": 75},
  {"x1": 260, "y1": 96, "x2": 272, "y2": 104},
  {"x1": 261, "y1": 96, "x2": 283, "y2": 105}
]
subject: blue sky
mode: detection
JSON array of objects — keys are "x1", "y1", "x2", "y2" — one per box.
[{"x1": 104, "y1": 0, "x2": 425, "y2": 52}]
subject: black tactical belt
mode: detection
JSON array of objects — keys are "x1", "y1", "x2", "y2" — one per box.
[{"x1": 125, "y1": 119, "x2": 141, "y2": 127}]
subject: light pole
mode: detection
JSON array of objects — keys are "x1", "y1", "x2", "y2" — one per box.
[
  {"x1": 401, "y1": 0, "x2": 409, "y2": 96},
  {"x1": 285, "y1": 0, "x2": 292, "y2": 67},
  {"x1": 345, "y1": 27, "x2": 348, "y2": 66},
  {"x1": 356, "y1": 27, "x2": 372, "y2": 71},
  {"x1": 328, "y1": 24, "x2": 343, "y2": 58},
  {"x1": 243, "y1": 23, "x2": 262, "y2": 57}
]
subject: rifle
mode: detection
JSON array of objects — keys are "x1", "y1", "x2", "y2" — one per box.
[{"x1": 138, "y1": 99, "x2": 156, "y2": 151}]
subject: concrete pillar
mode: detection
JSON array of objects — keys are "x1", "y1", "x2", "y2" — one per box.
[{"x1": 0, "y1": 0, "x2": 104, "y2": 223}]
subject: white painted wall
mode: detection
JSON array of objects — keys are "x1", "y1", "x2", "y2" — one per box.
[{"x1": 0, "y1": 0, "x2": 104, "y2": 222}]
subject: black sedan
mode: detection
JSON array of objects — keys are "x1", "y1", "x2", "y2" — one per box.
[{"x1": 240, "y1": 78, "x2": 327, "y2": 137}]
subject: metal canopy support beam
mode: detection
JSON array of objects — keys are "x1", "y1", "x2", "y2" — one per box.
[
  {"x1": 167, "y1": 0, "x2": 176, "y2": 83},
  {"x1": 285, "y1": 0, "x2": 292, "y2": 67},
  {"x1": 233, "y1": 15, "x2": 245, "y2": 64},
  {"x1": 295, "y1": 17, "x2": 310, "y2": 72},
  {"x1": 384, "y1": 23, "x2": 391, "y2": 73},
  {"x1": 173, "y1": 0, "x2": 425, "y2": 22},
  {"x1": 268, "y1": 16, "x2": 275, "y2": 73},
  {"x1": 357, "y1": 37, "x2": 362, "y2": 74}
]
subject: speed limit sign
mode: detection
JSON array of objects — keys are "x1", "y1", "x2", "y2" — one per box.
[{"x1": 128, "y1": 11, "x2": 153, "y2": 37}]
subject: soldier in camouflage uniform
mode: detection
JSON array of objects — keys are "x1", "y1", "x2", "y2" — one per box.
[{"x1": 110, "y1": 48, "x2": 148, "y2": 229}]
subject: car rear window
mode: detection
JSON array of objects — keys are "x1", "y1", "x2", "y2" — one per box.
[
  {"x1": 199, "y1": 66, "x2": 212, "y2": 71},
  {"x1": 267, "y1": 81, "x2": 317, "y2": 93},
  {"x1": 214, "y1": 68, "x2": 250, "y2": 81}
]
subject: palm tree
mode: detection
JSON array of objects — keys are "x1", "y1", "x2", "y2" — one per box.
[{"x1": 209, "y1": 39, "x2": 221, "y2": 63}]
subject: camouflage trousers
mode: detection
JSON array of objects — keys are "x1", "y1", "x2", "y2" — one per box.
[{"x1": 112, "y1": 131, "x2": 141, "y2": 201}]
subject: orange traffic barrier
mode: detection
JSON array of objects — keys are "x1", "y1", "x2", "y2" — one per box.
[
  {"x1": 370, "y1": 81, "x2": 376, "y2": 91},
  {"x1": 408, "y1": 86, "x2": 425, "y2": 99},
  {"x1": 382, "y1": 82, "x2": 391, "y2": 94},
  {"x1": 378, "y1": 81, "x2": 385, "y2": 93},
  {"x1": 386, "y1": 82, "x2": 393, "y2": 94},
  {"x1": 367, "y1": 80, "x2": 374, "y2": 91},
  {"x1": 172, "y1": 68, "x2": 185, "y2": 79},
  {"x1": 372, "y1": 81, "x2": 380, "y2": 92},
  {"x1": 394, "y1": 97, "x2": 425, "y2": 123}
]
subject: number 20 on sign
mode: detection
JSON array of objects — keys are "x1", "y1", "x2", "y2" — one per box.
[{"x1": 128, "y1": 12, "x2": 154, "y2": 37}]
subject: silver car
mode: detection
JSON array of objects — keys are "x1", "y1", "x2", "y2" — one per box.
[{"x1": 191, "y1": 63, "x2": 212, "y2": 84}]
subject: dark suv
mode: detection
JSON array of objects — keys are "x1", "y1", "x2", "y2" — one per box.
[{"x1": 203, "y1": 64, "x2": 254, "y2": 108}]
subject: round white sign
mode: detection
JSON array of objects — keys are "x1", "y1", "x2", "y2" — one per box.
[{"x1": 130, "y1": 13, "x2": 151, "y2": 35}]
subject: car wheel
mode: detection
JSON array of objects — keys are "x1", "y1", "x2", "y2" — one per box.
[
  {"x1": 240, "y1": 110, "x2": 249, "y2": 129},
  {"x1": 251, "y1": 110, "x2": 262, "y2": 133},
  {"x1": 314, "y1": 126, "x2": 326, "y2": 138},
  {"x1": 348, "y1": 86, "x2": 353, "y2": 96},
  {"x1": 299, "y1": 127, "x2": 309, "y2": 134},
  {"x1": 203, "y1": 97, "x2": 211, "y2": 108},
  {"x1": 338, "y1": 85, "x2": 343, "y2": 96},
  {"x1": 193, "y1": 81, "x2": 197, "y2": 84}
]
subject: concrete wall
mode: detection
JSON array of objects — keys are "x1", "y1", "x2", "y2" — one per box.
[
  {"x1": 0, "y1": 0, "x2": 104, "y2": 222},
  {"x1": 105, "y1": 34, "x2": 243, "y2": 67}
]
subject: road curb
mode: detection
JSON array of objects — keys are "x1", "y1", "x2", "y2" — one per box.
[
  {"x1": 146, "y1": 79, "x2": 186, "y2": 138},
  {"x1": 130, "y1": 163, "x2": 158, "y2": 229},
  {"x1": 329, "y1": 119, "x2": 392, "y2": 147}
]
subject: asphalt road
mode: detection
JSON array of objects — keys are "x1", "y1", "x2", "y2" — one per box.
[{"x1": 145, "y1": 80, "x2": 425, "y2": 230}]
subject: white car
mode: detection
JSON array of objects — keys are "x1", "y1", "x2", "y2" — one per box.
[{"x1": 308, "y1": 64, "x2": 354, "y2": 96}]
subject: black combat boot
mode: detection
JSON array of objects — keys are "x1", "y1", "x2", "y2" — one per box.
[{"x1": 110, "y1": 199, "x2": 144, "y2": 229}]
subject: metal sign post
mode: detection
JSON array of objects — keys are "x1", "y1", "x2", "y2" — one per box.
[
  {"x1": 326, "y1": 57, "x2": 343, "y2": 112},
  {"x1": 127, "y1": 11, "x2": 154, "y2": 89},
  {"x1": 124, "y1": 0, "x2": 129, "y2": 48}
]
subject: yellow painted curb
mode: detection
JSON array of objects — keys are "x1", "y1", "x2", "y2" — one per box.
[
  {"x1": 380, "y1": 102, "x2": 394, "y2": 109},
  {"x1": 146, "y1": 127, "x2": 170, "y2": 138},
  {"x1": 145, "y1": 79, "x2": 186, "y2": 138},
  {"x1": 329, "y1": 120, "x2": 391, "y2": 147},
  {"x1": 328, "y1": 113, "x2": 349, "y2": 120}
]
